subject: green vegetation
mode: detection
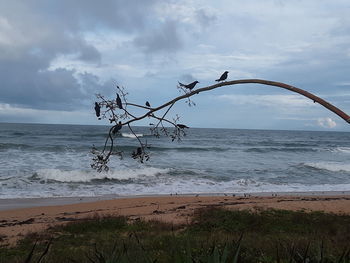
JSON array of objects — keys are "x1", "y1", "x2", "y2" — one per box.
[{"x1": 1, "y1": 208, "x2": 350, "y2": 262}]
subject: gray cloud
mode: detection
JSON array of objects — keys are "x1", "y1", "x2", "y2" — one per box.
[
  {"x1": 0, "y1": 54, "x2": 112, "y2": 110},
  {"x1": 133, "y1": 20, "x2": 182, "y2": 53},
  {"x1": 179, "y1": 74, "x2": 197, "y2": 83},
  {"x1": 0, "y1": 0, "x2": 158, "y2": 33},
  {"x1": 51, "y1": 0, "x2": 158, "y2": 32},
  {"x1": 0, "y1": 0, "x2": 160, "y2": 110},
  {"x1": 195, "y1": 8, "x2": 217, "y2": 29},
  {"x1": 0, "y1": 35, "x2": 104, "y2": 110},
  {"x1": 0, "y1": 0, "x2": 349, "y2": 130}
]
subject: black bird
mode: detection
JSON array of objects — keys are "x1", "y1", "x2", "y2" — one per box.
[
  {"x1": 178, "y1": 80, "x2": 199, "y2": 90},
  {"x1": 215, "y1": 71, "x2": 229, "y2": 82},
  {"x1": 177, "y1": 124, "x2": 189, "y2": 129},
  {"x1": 113, "y1": 121, "x2": 123, "y2": 134},
  {"x1": 116, "y1": 94, "x2": 123, "y2": 109},
  {"x1": 94, "y1": 102, "x2": 101, "y2": 117},
  {"x1": 132, "y1": 147, "x2": 143, "y2": 159},
  {"x1": 145, "y1": 101, "x2": 151, "y2": 107}
]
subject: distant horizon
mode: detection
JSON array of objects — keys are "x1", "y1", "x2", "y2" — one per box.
[{"x1": 1, "y1": 121, "x2": 349, "y2": 133}]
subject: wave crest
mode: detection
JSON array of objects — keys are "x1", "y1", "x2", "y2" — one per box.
[
  {"x1": 303, "y1": 162, "x2": 350, "y2": 172},
  {"x1": 32, "y1": 167, "x2": 170, "y2": 183},
  {"x1": 332, "y1": 147, "x2": 350, "y2": 154},
  {"x1": 121, "y1": 133, "x2": 143, "y2": 138},
  {"x1": 245, "y1": 147, "x2": 317, "y2": 153}
]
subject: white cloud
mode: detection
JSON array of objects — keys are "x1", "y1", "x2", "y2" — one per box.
[
  {"x1": 335, "y1": 81, "x2": 350, "y2": 86},
  {"x1": 0, "y1": 16, "x2": 14, "y2": 45},
  {"x1": 0, "y1": 103, "x2": 94, "y2": 124},
  {"x1": 155, "y1": 2, "x2": 217, "y2": 30},
  {"x1": 217, "y1": 94, "x2": 313, "y2": 108},
  {"x1": 317, "y1": 117, "x2": 337, "y2": 128}
]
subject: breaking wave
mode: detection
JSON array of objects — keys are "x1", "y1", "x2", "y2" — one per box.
[
  {"x1": 31, "y1": 167, "x2": 170, "y2": 183},
  {"x1": 303, "y1": 162, "x2": 350, "y2": 172},
  {"x1": 121, "y1": 133, "x2": 144, "y2": 138},
  {"x1": 245, "y1": 147, "x2": 317, "y2": 153},
  {"x1": 331, "y1": 147, "x2": 350, "y2": 154}
]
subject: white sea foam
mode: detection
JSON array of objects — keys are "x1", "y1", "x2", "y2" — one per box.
[
  {"x1": 34, "y1": 167, "x2": 170, "y2": 183},
  {"x1": 121, "y1": 133, "x2": 143, "y2": 138},
  {"x1": 0, "y1": 172, "x2": 350, "y2": 198},
  {"x1": 304, "y1": 162, "x2": 350, "y2": 172},
  {"x1": 236, "y1": 178, "x2": 256, "y2": 186},
  {"x1": 2, "y1": 123, "x2": 350, "y2": 199},
  {"x1": 3, "y1": 177, "x2": 350, "y2": 199},
  {"x1": 334, "y1": 147, "x2": 350, "y2": 154}
]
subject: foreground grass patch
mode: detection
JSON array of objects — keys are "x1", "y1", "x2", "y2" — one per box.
[{"x1": 1, "y1": 208, "x2": 350, "y2": 262}]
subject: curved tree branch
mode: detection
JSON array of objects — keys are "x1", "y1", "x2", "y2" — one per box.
[
  {"x1": 214, "y1": 79, "x2": 350, "y2": 123},
  {"x1": 92, "y1": 78, "x2": 349, "y2": 171},
  {"x1": 123, "y1": 79, "x2": 350, "y2": 126}
]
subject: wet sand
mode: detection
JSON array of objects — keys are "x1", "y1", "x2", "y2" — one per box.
[{"x1": 1, "y1": 193, "x2": 350, "y2": 246}]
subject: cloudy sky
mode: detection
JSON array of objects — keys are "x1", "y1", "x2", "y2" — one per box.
[{"x1": 0, "y1": 0, "x2": 349, "y2": 131}]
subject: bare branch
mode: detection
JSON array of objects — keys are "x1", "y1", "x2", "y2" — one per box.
[{"x1": 91, "y1": 78, "x2": 350, "y2": 171}]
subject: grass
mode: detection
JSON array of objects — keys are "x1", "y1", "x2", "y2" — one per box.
[{"x1": 1, "y1": 208, "x2": 350, "y2": 262}]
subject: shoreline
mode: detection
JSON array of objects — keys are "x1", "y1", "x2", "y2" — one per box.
[
  {"x1": 1, "y1": 193, "x2": 350, "y2": 246},
  {"x1": 1, "y1": 190, "x2": 350, "y2": 211}
]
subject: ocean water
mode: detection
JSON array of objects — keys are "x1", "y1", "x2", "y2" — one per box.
[{"x1": 0, "y1": 123, "x2": 349, "y2": 198}]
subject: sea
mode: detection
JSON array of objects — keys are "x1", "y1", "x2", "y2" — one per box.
[{"x1": 0, "y1": 123, "x2": 349, "y2": 199}]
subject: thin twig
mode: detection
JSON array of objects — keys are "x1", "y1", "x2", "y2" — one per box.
[{"x1": 92, "y1": 78, "x2": 350, "y2": 171}]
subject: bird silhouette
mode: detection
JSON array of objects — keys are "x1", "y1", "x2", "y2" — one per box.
[
  {"x1": 178, "y1": 80, "x2": 199, "y2": 90},
  {"x1": 177, "y1": 124, "x2": 189, "y2": 129},
  {"x1": 116, "y1": 94, "x2": 123, "y2": 109},
  {"x1": 113, "y1": 121, "x2": 123, "y2": 134},
  {"x1": 94, "y1": 102, "x2": 101, "y2": 117},
  {"x1": 132, "y1": 147, "x2": 143, "y2": 159},
  {"x1": 215, "y1": 71, "x2": 229, "y2": 82},
  {"x1": 146, "y1": 101, "x2": 151, "y2": 107}
]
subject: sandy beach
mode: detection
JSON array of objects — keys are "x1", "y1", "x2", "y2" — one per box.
[{"x1": 1, "y1": 193, "x2": 350, "y2": 247}]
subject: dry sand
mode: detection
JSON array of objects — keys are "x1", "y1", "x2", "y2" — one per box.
[{"x1": 1, "y1": 194, "x2": 350, "y2": 246}]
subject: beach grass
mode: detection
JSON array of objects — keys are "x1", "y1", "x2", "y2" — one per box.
[{"x1": 1, "y1": 207, "x2": 350, "y2": 262}]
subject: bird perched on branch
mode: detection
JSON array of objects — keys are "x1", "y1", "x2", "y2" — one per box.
[
  {"x1": 116, "y1": 94, "x2": 123, "y2": 109},
  {"x1": 94, "y1": 102, "x2": 101, "y2": 118},
  {"x1": 113, "y1": 121, "x2": 123, "y2": 134},
  {"x1": 215, "y1": 71, "x2": 229, "y2": 82},
  {"x1": 178, "y1": 80, "x2": 199, "y2": 90},
  {"x1": 177, "y1": 124, "x2": 189, "y2": 129},
  {"x1": 145, "y1": 101, "x2": 151, "y2": 107},
  {"x1": 132, "y1": 147, "x2": 143, "y2": 159}
]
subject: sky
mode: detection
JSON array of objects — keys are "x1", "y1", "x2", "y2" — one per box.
[{"x1": 0, "y1": 0, "x2": 350, "y2": 131}]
